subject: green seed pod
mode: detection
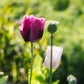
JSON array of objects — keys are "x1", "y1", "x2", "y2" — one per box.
[{"x1": 47, "y1": 24, "x2": 57, "y2": 34}]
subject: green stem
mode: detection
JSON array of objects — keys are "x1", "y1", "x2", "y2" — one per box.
[
  {"x1": 29, "y1": 43, "x2": 33, "y2": 84},
  {"x1": 49, "y1": 34, "x2": 53, "y2": 84}
]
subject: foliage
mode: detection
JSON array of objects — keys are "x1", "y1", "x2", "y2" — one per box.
[
  {"x1": 0, "y1": 0, "x2": 84, "y2": 84},
  {"x1": 52, "y1": 0, "x2": 70, "y2": 10}
]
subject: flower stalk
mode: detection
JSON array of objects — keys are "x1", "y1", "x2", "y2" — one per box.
[
  {"x1": 29, "y1": 43, "x2": 34, "y2": 84},
  {"x1": 47, "y1": 21, "x2": 58, "y2": 84},
  {"x1": 44, "y1": 21, "x2": 63, "y2": 84},
  {"x1": 49, "y1": 34, "x2": 53, "y2": 84},
  {"x1": 19, "y1": 15, "x2": 45, "y2": 84}
]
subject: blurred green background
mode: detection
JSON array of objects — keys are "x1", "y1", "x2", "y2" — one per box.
[{"x1": 0, "y1": 0, "x2": 84, "y2": 84}]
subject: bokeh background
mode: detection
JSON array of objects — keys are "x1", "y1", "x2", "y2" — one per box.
[{"x1": 0, "y1": 0, "x2": 84, "y2": 84}]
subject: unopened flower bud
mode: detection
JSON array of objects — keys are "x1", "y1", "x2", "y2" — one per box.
[{"x1": 67, "y1": 75, "x2": 77, "y2": 84}]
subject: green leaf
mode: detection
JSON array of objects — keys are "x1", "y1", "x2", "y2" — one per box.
[
  {"x1": 53, "y1": 80, "x2": 60, "y2": 84},
  {"x1": 28, "y1": 54, "x2": 44, "y2": 84},
  {"x1": 12, "y1": 62, "x2": 17, "y2": 82}
]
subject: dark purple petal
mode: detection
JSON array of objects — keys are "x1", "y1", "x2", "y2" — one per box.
[
  {"x1": 19, "y1": 15, "x2": 31, "y2": 42},
  {"x1": 29, "y1": 15, "x2": 37, "y2": 24},
  {"x1": 38, "y1": 18, "x2": 45, "y2": 29},
  {"x1": 19, "y1": 25, "x2": 30, "y2": 42},
  {"x1": 30, "y1": 20, "x2": 43, "y2": 43}
]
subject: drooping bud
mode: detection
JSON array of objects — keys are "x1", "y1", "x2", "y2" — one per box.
[{"x1": 67, "y1": 75, "x2": 77, "y2": 84}]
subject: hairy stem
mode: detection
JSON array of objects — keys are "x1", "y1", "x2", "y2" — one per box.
[{"x1": 49, "y1": 34, "x2": 53, "y2": 84}]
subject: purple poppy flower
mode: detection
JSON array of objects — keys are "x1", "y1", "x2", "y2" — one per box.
[{"x1": 19, "y1": 15, "x2": 45, "y2": 43}]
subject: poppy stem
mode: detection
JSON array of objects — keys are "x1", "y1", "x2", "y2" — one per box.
[
  {"x1": 30, "y1": 43, "x2": 33, "y2": 84},
  {"x1": 49, "y1": 34, "x2": 53, "y2": 84}
]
